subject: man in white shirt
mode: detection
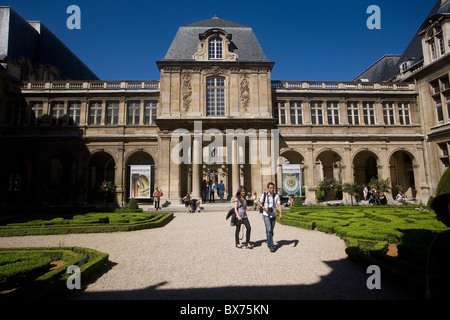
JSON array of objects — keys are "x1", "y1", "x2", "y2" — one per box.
[{"x1": 259, "y1": 182, "x2": 283, "y2": 252}]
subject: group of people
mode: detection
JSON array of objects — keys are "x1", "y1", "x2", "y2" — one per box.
[
  {"x1": 201, "y1": 180, "x2": 226, "y2": 203},
  {"x1": 232, "y1": 182, "x2": 283, "y2": 252}
]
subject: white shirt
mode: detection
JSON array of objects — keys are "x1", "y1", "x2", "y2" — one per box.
[{"x1": 259, "y1": 192, "x2": 280, "y2": 217}]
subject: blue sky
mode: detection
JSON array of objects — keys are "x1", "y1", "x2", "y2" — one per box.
[{"x1": 3, "y1": 0, "x2": 436, "y2": 81}]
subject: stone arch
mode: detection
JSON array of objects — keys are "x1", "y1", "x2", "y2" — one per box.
[
  {"x1": 315, "y1": 149, "x2": 343, "y2": 183},
  {"x1": 124, "y1": 150, "x2": 155, "y2": 202},
  {"x1": 352, "y1": 149, "x2": 379, "y2": 188},
  {"x1": 87, "y1": 151, "x2": 116, "y2": 203},
  {"x1": 278, "y1": 149, "x2": 305, "y2": 197},
  {"x1": 389, "y1": 149, "x2": 417, "y2": 199}
]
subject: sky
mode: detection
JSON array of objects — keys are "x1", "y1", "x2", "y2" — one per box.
[{"x1": 2, "y1": 0, "x2": 437, "y2": 81}]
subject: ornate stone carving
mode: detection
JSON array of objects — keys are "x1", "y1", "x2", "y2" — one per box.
[
  {"x1": 181, "y1": 70, "x2": 192, "y2": 112},
  {"x1": 240, "y1": 71, "x2": 250, "y2": 111}
]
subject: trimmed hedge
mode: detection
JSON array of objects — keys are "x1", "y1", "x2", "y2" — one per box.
[
  {"x1": 0, "y1": 212, "x2": 174, "y2": 237},
  {"x1": 0, "y1": 247, "x2": 109, "y2": 299},
  {"x1": 279, "y1": 205, "x2": 448, "y2": 295},
  {"x1": 436, "y1": 166, "x2": 450, "y2": 197}
]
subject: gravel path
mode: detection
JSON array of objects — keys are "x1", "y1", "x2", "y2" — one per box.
[{"x1": 0, "y1": 204, "x2": 413, "y2": 300}]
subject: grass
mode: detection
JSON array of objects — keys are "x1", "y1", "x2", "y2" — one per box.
[
  {"x1": 0, "y1": 211, "x2": 174, "y2": 236},
  {"x1": 279, "y1": 205, "x2": 449, "y2": 296}
]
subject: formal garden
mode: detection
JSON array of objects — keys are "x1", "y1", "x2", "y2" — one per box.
[
  {"x1": 278, "y1": 167, "x2": 450, "y2": 296},
  {"x1": 2, "y1": 166, "x2": 450, "y2": 299},
  {"x1": 0, "y1": 198, "x2": 173, "y2": 299}
]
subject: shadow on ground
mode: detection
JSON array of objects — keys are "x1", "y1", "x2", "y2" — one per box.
[{"x1": 70, "y1": 258, "x2": 418, "y2": 300}]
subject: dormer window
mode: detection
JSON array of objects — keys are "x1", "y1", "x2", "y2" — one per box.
[
  {"x1": 194, "y1": 28, "x2": 237, "y2": 61},
  {"x1": 400, "y1": 61, "x2": 411, "y2": 73},
  {"x1": 426, "y1": 25, "x2": 446, "y2": 62},
  {"x1": 209, "y1": 37, "x2": 223, "y2": 59}
]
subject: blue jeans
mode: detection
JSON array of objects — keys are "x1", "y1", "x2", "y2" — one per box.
[{"x1": 263, "y1": 215, "x2": 276, "y2": 249}]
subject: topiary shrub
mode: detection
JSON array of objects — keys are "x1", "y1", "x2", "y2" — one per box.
[
  {"x1": 128, "y1": 198, "x2": 139, "y2": 210},
  {"x1": 292, "y1": 196, "x2": 303, "y2": 207},
  {"x1": 436, "y1": 166, "x2": 450, "y2": 197}
]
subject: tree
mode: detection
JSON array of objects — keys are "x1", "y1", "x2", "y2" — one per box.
[
  {"x1": 318, "y1": 177, "x2": 337, "y2": 204},
  {"x1": 368, "y1": 177, "x2": 392, "y2": 194},
  {"x1": 342, "y1": 182, "x2": 361, "y2": 206}
]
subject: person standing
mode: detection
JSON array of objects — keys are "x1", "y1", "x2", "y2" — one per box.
[
  {"x1": 234, "y1": 186, "x2": 252, "y2": 249},
  {"x1": 217, "y1": 180, "x2": 225, "y2": 202},
  {"x1": 210, "y1": 180, "x2": 216, "y2": 203},
  {"x1": 153, "y1": 187, "x2": 163, "y2": 211},
  {"x1": 259, "y1": 182, "x2": 283, "y2": 252}
]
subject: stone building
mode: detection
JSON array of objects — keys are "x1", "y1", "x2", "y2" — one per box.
[{"x1": 1, "y1": 1, "x2": 450, "y2": 208}]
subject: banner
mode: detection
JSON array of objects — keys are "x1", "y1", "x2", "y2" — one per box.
[
  {"x1": 281, "y1": 164, "x2": 302, "y2": 197},
  {"x1": 130, "y1": 165, "x2": 151, "y2": 199}
]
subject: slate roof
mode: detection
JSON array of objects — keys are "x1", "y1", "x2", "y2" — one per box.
[
  {"x1": 161, "y1": 16, "x2": 270, "y2": 62},
  {"x1": 353, "y1": 55, "x2": 402, "y2": 82},
  {"x1": 354, "y1": 0, "x2": 450, "y2": 82}
]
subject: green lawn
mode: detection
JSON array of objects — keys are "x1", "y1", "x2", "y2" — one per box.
[{"x1": 280, "y1": 205, "x2": 448, "y2": 295}]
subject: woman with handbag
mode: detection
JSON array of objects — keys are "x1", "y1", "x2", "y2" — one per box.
[{"x1": 234, "y1": 186, "x2": 252, "y2": 249}]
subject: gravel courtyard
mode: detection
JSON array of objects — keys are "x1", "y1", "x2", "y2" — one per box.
[{"x1": 0, "y1": 204, "x2": 413, "y2": 300}]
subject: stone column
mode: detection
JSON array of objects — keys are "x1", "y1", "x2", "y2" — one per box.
[{"x1": 192, "y1": 134, "x2": 202, "y2": 199}]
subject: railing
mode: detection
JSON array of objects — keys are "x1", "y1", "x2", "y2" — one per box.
[
  {"x1": 20, "y1": 81, "x2": 160, "y2": 91},
  {"x1": 271, "y1": 81, "x2": 416, "y2": 91}
]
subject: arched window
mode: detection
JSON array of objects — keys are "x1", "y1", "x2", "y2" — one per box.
[
  {"x1": 206, "y1": 77, "x2": 225, "y2": 116},
  {"x1": 208, "y1": 37, "x2": 223, "y2": 59}
]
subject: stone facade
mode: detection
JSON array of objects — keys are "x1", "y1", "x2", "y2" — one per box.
[{"x1": 1, "y1": 4, "x2": 450, "y2": 208}]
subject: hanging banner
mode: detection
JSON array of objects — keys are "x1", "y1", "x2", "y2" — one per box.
[
  {"x1": 130, "y1": 165, "x2": 151, "y2": 199},
  {"x1": 282, "y1": 164, "x2": 302, "y2": 197}
]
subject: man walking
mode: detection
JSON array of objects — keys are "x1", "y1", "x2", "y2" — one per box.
[{"x1": 259, "y1": 182, "x2": 283, "y2": 252}]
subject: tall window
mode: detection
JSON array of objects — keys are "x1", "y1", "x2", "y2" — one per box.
[
  {"x1": 209, "y1": 37, "x2": 223, "y2": 59},
  {"x1": 127, "y1": 101, "x2": 141, "y2": 125},
  {"x1": 327, "y1": 101, "x2": 339, "y2": 125},
  {"x1": 89, "y1": 101, "x2": 103, "y2": 125},
  {"x1": 30, "y1": 102, "x2": 43, "y2": 126},
  {"x1": 206, "y1": 77, "x2": 225, "y2": 116},
  {"x1": 10, "y1": 101, "x2": 26, "y2": 126},
  {"x1": 383, "y1": 102, "x2": 395, "y2": 125},
  {"x1": 311, "y1": 101, "x2": 323, "y2": 125},
  {"x1": 347, "y1": 102, "x2": 359, "y2": 125},
  {"x1": 106, "y1": 101, "x2": 119, "y2": 125},
  {"x1": 68, "y1": 102, "x2": 81, "y2": 125},
  {"x1": 398, "y1": 103, "x2": 411, "y2": 125},
  {"x1": 427, "y1": 25, "x2": 446, "y2": 62},
  {"x1": 51, "y1": 102, "x2": 65, "y2": 125},
  {"x1": 430, "y1": 77, "x2": 450, "y2": 123},
  {"x1": 144, "y1": 101, "x2": 157, "y2": 124},
  {"x1": 290, "y1": 101, "x2": 303, "y2": 125},
  {"x1": 435, "y1": 96, "x2": 444, "y2": 122},
  {"x1": 363, "y1": 102, "x2": 375, "y2": 125},
  {"x1": 277, "y1": 102, "x2": 287, "y2": 124}
]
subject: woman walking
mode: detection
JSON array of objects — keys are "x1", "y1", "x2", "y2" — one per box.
[{"x1": 234, "y1": 186, "x2": 252, "y2": 249}]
